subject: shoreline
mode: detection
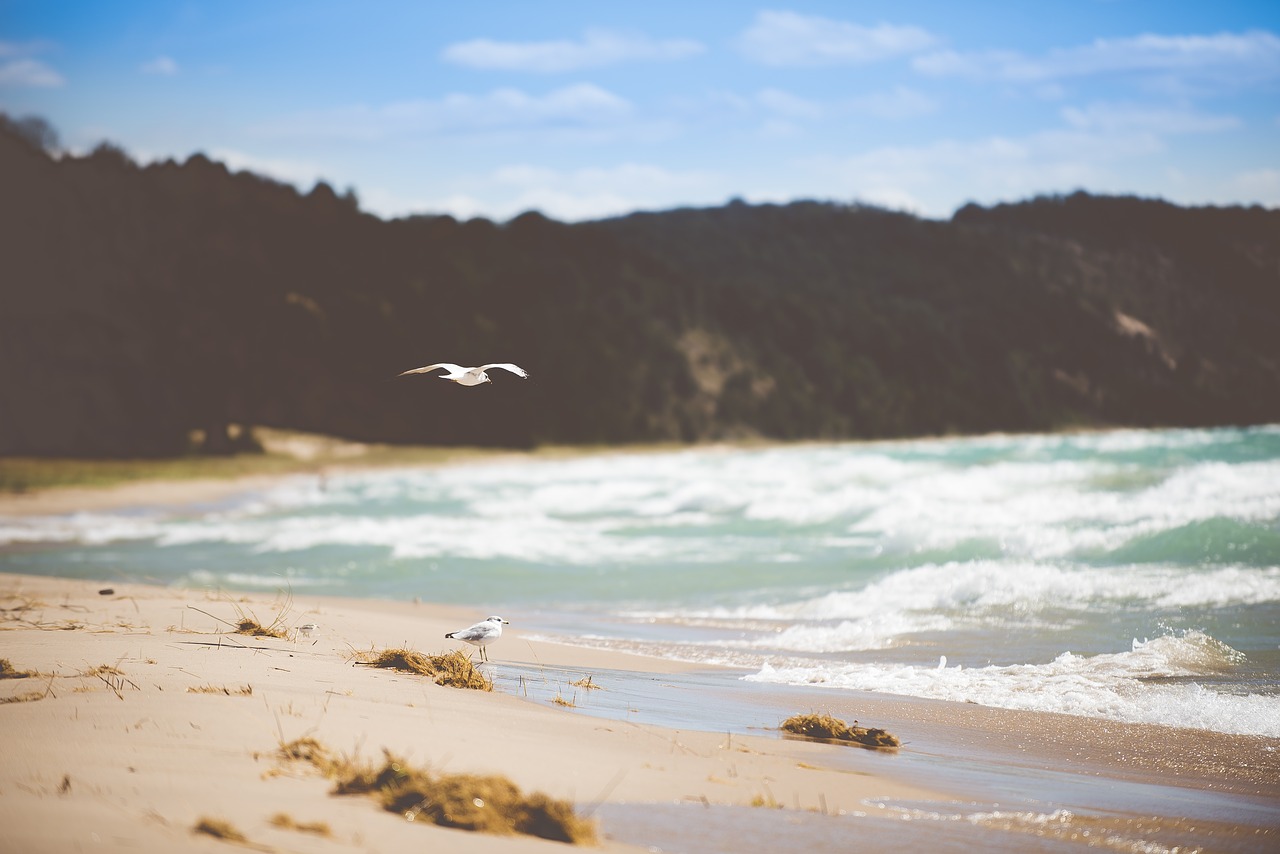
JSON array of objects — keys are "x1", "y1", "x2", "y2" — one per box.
[
  {"x1": 6, "y1": 422, "x2": 1245, "y2": 518},
  {"x1": 2, "y1": 572, "x2": 1277, "y2": 852}
]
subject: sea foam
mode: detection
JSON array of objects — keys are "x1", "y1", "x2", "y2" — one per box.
[{"x1": 745, "y1": 631, "x2": 1280, "y2": 737}]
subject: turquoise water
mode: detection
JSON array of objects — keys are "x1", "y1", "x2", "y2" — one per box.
[{"x1": 3, "y1": 425, "x2": 1279, "y2": 736}]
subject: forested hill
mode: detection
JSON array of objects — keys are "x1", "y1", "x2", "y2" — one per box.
[{"x1": 3, "y1": 118, "x2": 1279, "y2": 457}]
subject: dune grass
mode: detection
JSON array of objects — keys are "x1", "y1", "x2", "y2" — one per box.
[
  {"x1": 193, "y1": 816, "x2": 247, "y2": 843},
  {"x1": 187, "y1": 684, "x2": 254, "y2": 696},
  {"x1": 0, "y1": 658, "x2": 36, "y2": 679},
  {"x1": 268, "y1": 812, "x2": 332, "y2": 837},
  {"x1": 355, "y1": 648, "x2": 492, "y2": 691},
  {"x1": 780, "y1": 713, "x2": 900, "y2": 749}
]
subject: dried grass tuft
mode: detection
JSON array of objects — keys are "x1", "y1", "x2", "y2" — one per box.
[
  {"x1": 0, "y1": 658, "x2": 36, "y2": 679},
  {"x1": 1, "y1": 691, "x2": 45, "y2": 704},
  {"x1": 269, "y1": 812, "x2": 332, "y2": 836},
  {"x1": 780, "y1": 713, "x2": 900, "y2": 749},
  {"x1": 355, "y1": 648, "x2": 492, "y2": 691},
  {"x1": 193, "y1": 816, "x2": 247, "y2": 842},
  {"x1": 188, "y1": 684, "x2": 254, "y2": 696},
  {"x1": 235, "y1": 617, "x2": 287, "y2": 639},
  {"x1": 278, "y1": 742, "x2": 595, "y2": 844}
]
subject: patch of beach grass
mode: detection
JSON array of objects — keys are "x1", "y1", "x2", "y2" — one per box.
[
  {"x1": 750, "y1": 792, "x2": 782, "y2": 809},
  {"x1": 569, "y1": 675, "x2": 602, "y2": 690},
  {"x1": 268, "y1": 813, "x2": 332, "y2": 836},
  {"x1": 188, "y1": 588, "x2": 294, "y2": 640},
  {"x1": 188, "y1": 684, "x2": 254, "y2": 696},
  {"x1": 0, "y1": 658, "x2": 36, "y2": 679},
  {"x1": 193, "y1": 816, "x2": 247, "y2": 843},
  {"x1": 354, "y1": 647, "x2": 492, "y2": 691},
  {"x1": 1, "y1": 691, "x2": 46, "y2": 704},
  {"x1": 780, "y1": 713, "x2": 900, "y2": 749},
  {"x1": 276, "y1": 740, "x2": 595, "y2": 844}
]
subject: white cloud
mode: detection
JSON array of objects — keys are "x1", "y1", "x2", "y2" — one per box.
[
  {"x1": 813, "y1": 127, "x2": 1169, "y2": 217},
  {"x1": 442, "y1": 27, "x2": 703, "y2": 72},
  {"x1": 141, "y1": 56, "x2": 178, "y2": 76},
  {"x1": 738, "y1": 10, "x2": 936, "y2": 66},
  {"x1": 1233, "y1": 168, "x2": 1280, "y2": 205},
  {"x1": 0, "y1": 40, "x2": 63, "y2": 87},
  {"x1": 914, "y1": 29, "x2": 1280, "y2": 85},
  {"x1": 848, "y1": 86, "x2": 938, "y2": 119},
  {"x1": 366, "y1": 162, "x2": 718, "y2": 222},
  {"x1": 755, "y1": 85, "x2": 938, "y2": 127},
  {"x1": 1061, "y1": 103, "x2": 1239, "y2": 134},
  {"x1": 0, "y1": 39, "x2": 52, "y2": 59},
  {"x1": 757, "y1": 87, "x2": 823, "y2": 119},
  {"x1": 253, "y1": 84, "x2": 634, "y2": 142},
  {"x1": 208, "y1": 148, "x2": 329, "y2": 188},
  {"x1": 0, "y1": 57, "x2": 63, "y2": 87}
]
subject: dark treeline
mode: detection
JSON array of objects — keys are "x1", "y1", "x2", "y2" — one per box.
[{"x1": 2, "y1": 116, "x2": 1278, "y2": 457}]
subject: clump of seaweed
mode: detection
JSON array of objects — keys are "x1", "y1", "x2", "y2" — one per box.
[
  {"x1": 269, "y1": 813, "x2": 332, "y2": 836},
  {"x1": 278, "y1": 742, "x2": 594, "y2": 844},
  {"x1": 780, "y1": 713, "x2": 900, "y2": 749},
  {"x1": 0, "y1": 658, "x2": 36, "y2": 679},
  {"x1": 354, "y1": 648, "x2": 492, "y2": 691},
  {"x1": 193, "y1": 816, "x2": 247, "y2": 842}
]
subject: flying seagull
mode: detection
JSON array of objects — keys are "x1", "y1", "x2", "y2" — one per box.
[
  {"x1": 444, "y1": 615, "x2": 509, "y2": 662},
  {"x1": 397, "y1": 362, "x2": 529, "y2": 386}
]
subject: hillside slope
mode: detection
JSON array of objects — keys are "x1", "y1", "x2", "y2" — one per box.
[{"x1": 3, "y1": 121, "x2": 1278, "y2": 456}]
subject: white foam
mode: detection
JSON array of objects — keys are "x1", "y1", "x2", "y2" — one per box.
[
  {"x1": 744, "y1": 631, "x2": 1280, "y2": 737},
  {"x1": 4, "y1": 428, "x2": 1278, "y2": 579},
  {"x1": 649, "y1": 562, "x2": 1280, "y2": 631},
  {"x1": 743, "y1": 612, "x2": 955, "y2": 652}
]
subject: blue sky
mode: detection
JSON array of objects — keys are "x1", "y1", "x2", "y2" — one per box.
[{"x1": 2, "y1": 1, "x2": 1278, "y2": 222}]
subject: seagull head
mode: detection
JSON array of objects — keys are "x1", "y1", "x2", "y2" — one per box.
[{"x1": 485, "y1": 616, "x2": 509, "y2": 625}]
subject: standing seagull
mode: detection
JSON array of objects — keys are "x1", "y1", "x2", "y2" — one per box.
[
  {"x1": 398, "y1": 362, "x2": 529, "y2": 386},
  {"x1": 444, "y1": 615, "x2": 509, "y2": 662}
]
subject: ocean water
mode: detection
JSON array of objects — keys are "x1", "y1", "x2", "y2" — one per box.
[{"x1": 3, "y1": 426, "x2": 1279, "y2": 738}]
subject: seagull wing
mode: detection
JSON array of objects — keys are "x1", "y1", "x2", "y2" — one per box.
[
  {"x1": 479, "y1": 363, "x2": 529, "y2": 379},
  {"x1": 398, "y1": 362, "x2": 465, "y2": 377},
  {"x1": 453, "y1": 621, "x2": 499, "y2": 641}
]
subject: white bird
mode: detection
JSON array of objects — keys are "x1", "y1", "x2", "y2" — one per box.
[
  {"x1": 398, "y1": 362, "x2": 529, "y2": 386},
  {"x1": 444, "y1": 615, "x2": 509, "y2": 662}
]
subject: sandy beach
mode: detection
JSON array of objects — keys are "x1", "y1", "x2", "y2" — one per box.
[
  {"x1": 0, "y1": 572, "x2": 941, "y2": 853},
  {"x1": 2, "y1": 476, "x2": 1279, "y2": 852}
]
